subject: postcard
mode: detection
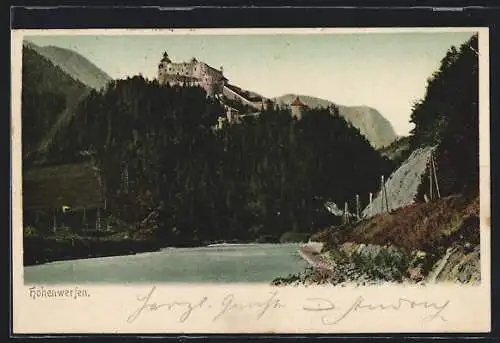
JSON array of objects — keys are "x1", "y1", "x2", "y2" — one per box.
[{"x1": 11, "y1": 27, "x2": 490, "y2": 333}]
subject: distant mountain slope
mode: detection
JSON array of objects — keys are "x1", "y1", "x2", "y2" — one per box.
[
  {"x1": 23, "y1": 41, "x2": 111, "y2": 90},
  {"x1": 274, "y1": 94, "x2": 398, "y2": 149},
  {"x1": 22, "y1": 45, "x2": 91, "y2": 163}
]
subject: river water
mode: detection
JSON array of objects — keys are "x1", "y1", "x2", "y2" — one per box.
[{"x1": 24, "y1": 243, "x2": 308, "y2": 284}]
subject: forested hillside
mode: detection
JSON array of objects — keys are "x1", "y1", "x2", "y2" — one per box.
[
  {"x1": 409, "y1": 33, "x2": 479, "y2": 197},
  {"x1": 48, "y1": 76, "x2": 394, "y2": 245},
  {"x1": 22, "y1": 46, "x2": 90, "y2": 163}
]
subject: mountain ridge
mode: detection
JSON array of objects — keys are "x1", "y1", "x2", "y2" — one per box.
[
  {"x1": 23, "y1": 40, "x2": 112, "y2": 90},
  {"x1": 22, "y1": 44, "x2": 91, "y2": 163}
]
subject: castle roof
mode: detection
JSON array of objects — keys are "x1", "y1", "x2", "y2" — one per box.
[
  {"x1": 161, "y1": 51, "x2": 171, "y2": 62},
  {"x1": 291, "y1": 96, "x2": 306, "y2": 107}
]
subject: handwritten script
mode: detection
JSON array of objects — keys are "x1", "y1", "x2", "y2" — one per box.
[{"x1": 126, "y1": 286, "x2": 450, "y2": 327}]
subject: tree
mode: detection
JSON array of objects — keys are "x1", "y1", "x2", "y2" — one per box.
[{"x1": 409, "y1": 34, "x2": 479, "y2": 196}]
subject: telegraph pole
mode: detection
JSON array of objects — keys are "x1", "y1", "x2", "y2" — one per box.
[
  {"x1": 431, "y1": 152, "x2": 441, "y2": 198},
  {"x1": 380, "y1": 175, "x2": 389, "y2": 213},
  {"x1": 356, "y1": 194, "x2": 360, "y2": 220},
  {"x1": 383, "y1": 178, "x2": 389, "y2": 213},
  {"x1": 53, "y1": 208, "x2": 57, "y2": 233},
  {"x1": 380, "y1": 175, "x2": 384, "y2": 213},
  {"x1": 429, "y1": 152, "x2": 434, "y2": 200},
  {"x1": 96, "y1": 208, "x2": 101, "y2": 231},
  {"x1": 369, "y1": 192, "x2": 373, "y2": 217},
  {"x1": 83, "y1": 207, "x2": 89, "y2": 234}
]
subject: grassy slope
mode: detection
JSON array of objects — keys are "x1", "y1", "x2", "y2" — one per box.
[
  {"x1": 273, "y1": 193, "x2": 480, "y2": 286},
  {"x1": 311, "y1": 193, "x2": 479, "y2": 253}
]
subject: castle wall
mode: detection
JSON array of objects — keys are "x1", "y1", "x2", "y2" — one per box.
[
  {"x1": 159, "y1": 61, "x2": 196, "y2": 78},
  {"x1": 197, "y1": 63, "x2": 225, "y2": 96},
  {"x1": 222, "y1": 86, "x2": 261, "y2": 110}
]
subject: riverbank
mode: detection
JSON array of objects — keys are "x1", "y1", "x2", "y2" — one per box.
[
  {"x1": 23, "y1": 234, "x2": 310, "y2": 266},
  {"x1": 24, "y1": 243, "x2": 308, "y2": 284},
  {"x1": 23, "y1": 235, "x2": 164, "y2": 266},
  {"x1": 272, "y1": 194, "x2": 481, "y2": 286}
]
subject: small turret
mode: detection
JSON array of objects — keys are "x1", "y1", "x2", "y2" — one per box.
[
  {"x1": 290, "y1": 96, "x2": 306, "y2": 120},
  {"x1": 161, "y1": 51, "x2": 171, "y2": 63}
]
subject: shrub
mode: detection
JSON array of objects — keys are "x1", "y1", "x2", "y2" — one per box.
[
  {"x1": 351, "y1": 246, "x2": 411, "y2": 282},
  {"x1": 23, "y1": 226, "x2": 39, "y2": 238}
]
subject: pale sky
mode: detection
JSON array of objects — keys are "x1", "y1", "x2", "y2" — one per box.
[{"x1": 24, "y1": 30, "x2": 476, "y2": 136}]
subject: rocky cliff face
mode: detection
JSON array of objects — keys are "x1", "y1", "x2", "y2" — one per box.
[
  {"x1": 274, "y1": 94, "x2": 398, "y2": 149},
  {"x1": 362, "y1": 146, "x2": 435, "y2": 218},
  {"x1": 23, "y1": 41, "x2": 112, "y2": 90}
]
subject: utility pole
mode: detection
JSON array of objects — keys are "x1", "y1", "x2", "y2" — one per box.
[
  {"x1": 344, "y1": 201, "x2": 349, "y2": 224},
  {"x1": 82, "y1": 207, "x2": 88, "y2": 234},
  {"x1": 431, "y1": 153, "x2": 441, "y2": 198},
  {"x1": 369, "y1": 192, "x2": 373, "y2": 217},
  {"x1": 429, "y1": 152, "x2": 434, "y2": 201},
  {"x1": 53, "y1": 208, "x2": 57, "y2": 233},
  {"x1": 96, "y1": 208, "x2": 101, "y2": 231},
  {"x1": 381, "y1": 175, "x2": 389, "y2": 213},
  {"x1": 380, "y1": 175, "x2": 385, "y2": 213},
  {"x1": 121, "y1": 162, "x2": 129, "y2": 194},
  {"x1": 383, "y1": 178, "x2": 390, "y2": 213},
  {"x1": 356, "y1": 194, "x2": 360, "y2": 220}
]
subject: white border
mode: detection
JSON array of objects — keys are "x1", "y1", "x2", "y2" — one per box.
[{"x1": 11, "y1": 27, "x2": 491, "y2": 334}]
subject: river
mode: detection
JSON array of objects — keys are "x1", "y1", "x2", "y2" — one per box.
[{"x1": 24, "y1": 243, "x2": 308, "y2": 284}]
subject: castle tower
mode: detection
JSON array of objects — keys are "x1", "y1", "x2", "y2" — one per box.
[
  {"x1": 158, "y1": 51, "x2": 172, "y2": 84},
  {"x1": 161, "y1": 51, "x2": 171, "y2": 63},
  {"x1": 291, "y1": 96, "x2": 306, "y2": 120}
]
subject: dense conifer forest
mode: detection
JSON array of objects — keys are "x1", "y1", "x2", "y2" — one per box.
[{"x1": 35, "y1": 75, "x2": 393, "y2": 245}]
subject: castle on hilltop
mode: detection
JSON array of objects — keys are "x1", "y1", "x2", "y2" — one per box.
[
  {"x1": 157, "y1": 51, "x2": 227, "y2": 97},
  {"x1": 156, "y1": 51, "x2": 279, "y2": 129}
]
